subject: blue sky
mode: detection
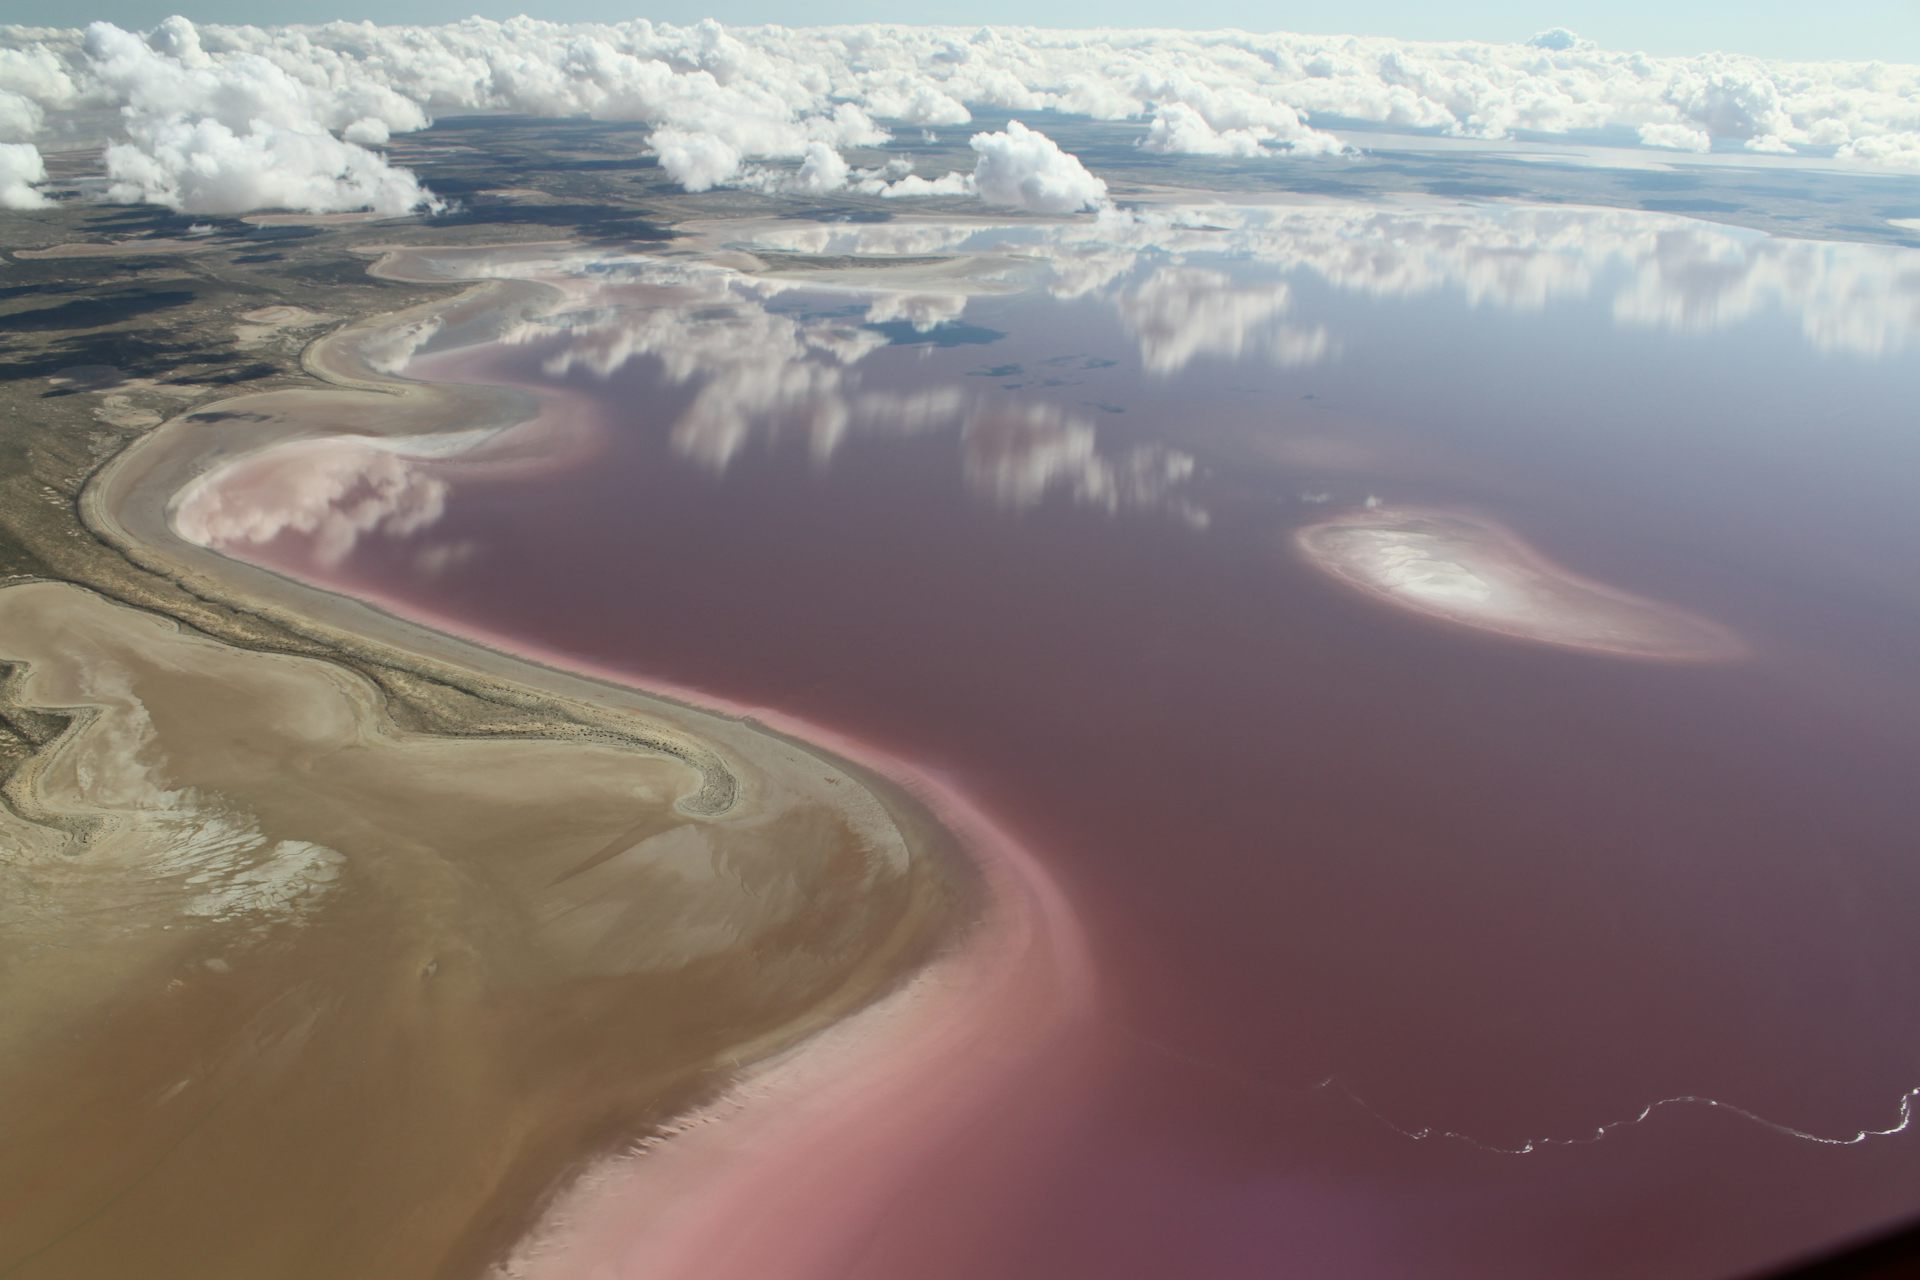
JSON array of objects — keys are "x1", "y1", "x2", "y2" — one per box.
[{"x1": 15, "y1": 0, "x2": 1919, "y2": 62}]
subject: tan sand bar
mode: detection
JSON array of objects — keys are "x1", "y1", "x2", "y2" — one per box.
[
  {"x1": 0, "y1": 581, "x2": 957, "y2": 1280},
  {"x1": 1296, "y1": 506, "x2": 1742, "y2": 661}
]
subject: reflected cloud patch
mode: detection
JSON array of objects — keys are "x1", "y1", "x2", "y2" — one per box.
[
  {"x1": 173, "y1": 436, "x2": 450, "y2": 568},
  {"x1": 1115, "y1": 266, "x2": 1335, "y2": 375},
  {"x1": 772, "y1": 204, "x2": 1920, "y2": 360},
  {"x1": 963, "y1": 402, "x2": 1208, "y2": 526},
  {"x1": 486, "y1": 256, "x2": 1208, "y2": 525}
]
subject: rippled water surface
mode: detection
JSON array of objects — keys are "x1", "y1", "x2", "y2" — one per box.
[{"x1": 190, "y1": 203, "x2": 1920, "y2": 1277}]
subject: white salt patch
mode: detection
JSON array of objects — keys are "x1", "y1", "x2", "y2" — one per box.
[{"x1": 1367, "y1": 536, "x2": 1497, "y2": 608}]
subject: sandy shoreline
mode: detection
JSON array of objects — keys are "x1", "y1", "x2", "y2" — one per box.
[
  {"x1": 499, "y1": 689, "x2": 1095, "y2": 1280},
  {"x1": 62, "y1": 237, "x2": 1079, "y2": 1277}
]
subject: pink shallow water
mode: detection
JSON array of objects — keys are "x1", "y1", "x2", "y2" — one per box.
[
  {"x1": 187, "y1": 233, "x2": 1920, "y2": 1278},
  {"x1": 504, "y1": 733, "x2": 1098, "y2": 1280}
]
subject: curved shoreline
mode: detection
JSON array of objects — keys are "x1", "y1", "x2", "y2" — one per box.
[
  {"x1": 77, "y1": 239, "x2": 1085, "y2": 1276},
  {"x1": 499, "y1": 685, "x2": 1095, "y2": 1280}
]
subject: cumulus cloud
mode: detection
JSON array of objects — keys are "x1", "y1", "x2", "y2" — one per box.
[
  {"x1": 1839, "y1": 134, "x2": 1920, "y2": 168},
  {"x1": 0, "y1": 90, "x2": 41, "y2": 141},
  {"x1": 1637, "y1": 121, "x2": 1712, "y2": 152},
  {"x1": 0, "y1": 140, "x2": 50, "y2": 208},
  {"x1": 1133, "y1": 71, "x2": 1347, "y2": 157},
  {"x1": 832, "y1": 121, "x2": 1107, "y2": 210},
  {"x1": 649, "y1": 127, "x2": 742, "y2": 193},
  {"x1": 76, "y1": 19, "x2": 439, "y2": 216},
  {"x1": 793, "y1": 140, "x2": 850, "y2": 193},
  {"x1": 0, "y1": 43, "x2": 78, "y2": 108},
  {"x1": 3, "y1": 17, "x2": 1920, "y2": 219},
  {"x1": 1142, "y1": 103, "x2": 1268, "y2": 158},
  {"x1": 969, "y1": 120, "x2": 1107, "y2": 212},
  {"x1": 1661, "y1": 60, "x2": 1795, "y2": 150},
  {"x1": 105, "y1": 117, "x2": 435, "y2": 216},
  {"x1": 863, "y1": 165, "x2": 974, "y2": 199},
  {"x1": 0, "y1": 43, "x2": 75, "y2": 140}
]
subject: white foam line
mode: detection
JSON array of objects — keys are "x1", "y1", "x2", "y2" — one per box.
[
  {"x1": 1122, "y1": 1026, "x2": 1919, "y2": 1153},
  {"x1": 1319, "y1": 1078, "x2": 1920, "y2": 1153}
]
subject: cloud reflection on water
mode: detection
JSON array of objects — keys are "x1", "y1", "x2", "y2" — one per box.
[
  {"x1": 173, "y1": 436, "x2": 451, "y2": 567},
  {"x1": 182, "y1": 200, "x2": 1920, "y2": 572},
  {"x1": 501, "y1": 260, "x2": 1212, "y2": 523},
  {"x1": 1113, "y1": 266, "x2": 1333, "y2": 375},
  {"x1": 755, "y1": 202, "x2": 1920, "y2": 359},
  {"x1": 964, "y1": 402, "x2": 1209, "y2": 526},
  {"x1": 481, "y1": 202, "x2": 1920, "y2": 534}
]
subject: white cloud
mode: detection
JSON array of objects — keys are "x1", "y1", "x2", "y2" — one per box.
[
  {"x1": 0, "y1": 43, "x2": 74, "y2": 140},
  {"x1": 77, "y1": 19, "x2": 439, "y2": 216},
  {"x1": 969, "y1": 119, "x2": 1107, "y2": 213},
  {"x1": 861, "y1": 80, "x2": 970, "y2": 127},
  {"x1": 0, "y1": 140, "x2": 49, "y2": 208},
  {"x1": 0, "y1": 90, "x2": 42, "y2": 141},
  {"x1": 1637, "y1": 121, "x2": 1712, "y2": 152},
  {"x1": 80, "y1": 21, "x2": 427, "y2": 139},
  {"x1": 816, "y1": 102, "x2": 889, "y2": 149},
  {"x1": 1141, "y1": 103, "x2": 1268, "y2": 158},
  {"x1": 793, "y1": 140, "x2": 850, "y2": 194},
  {"x1": 2, "y1": 17, "x2": 1920, "y2": 219},
  {"x1": 839, "y1": 121, "x2": 1108, "y2": 210},
  {"x1": 648, "y1": 127, "x2": 742, "y2": 193},
  {"x1": 867, "y1": 167, "x2": 975, "y2": 199},
  {"x1": 1838, "y1": 134, "x2": 1920, "y2": 169},
  {"x1": 105, "y1": 116, "x2": 436, "y2": 216},
  {"x1": 1661, "y1": 60, "x2": 1794, "y2": 145},
  {"x1": 0, "y1": 42, "x2": 78, "y2": 108},
  {"x1": 1133, "y1": 69, "x2": 1348, "y2": 156}
]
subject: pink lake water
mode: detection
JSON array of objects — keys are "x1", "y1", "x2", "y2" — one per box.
[{"x1": 183, "y1": 205, "x2": 1920, "y2": 1277}]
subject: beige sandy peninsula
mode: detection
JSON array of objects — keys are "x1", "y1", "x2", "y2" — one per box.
[{"x1": 0, "y1": 243, "x2": 972, "y2": 1280}]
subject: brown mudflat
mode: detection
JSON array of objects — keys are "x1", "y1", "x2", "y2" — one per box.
[{"x1": 0, "y1": 582, "x2": 956, "y2": 1280}]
